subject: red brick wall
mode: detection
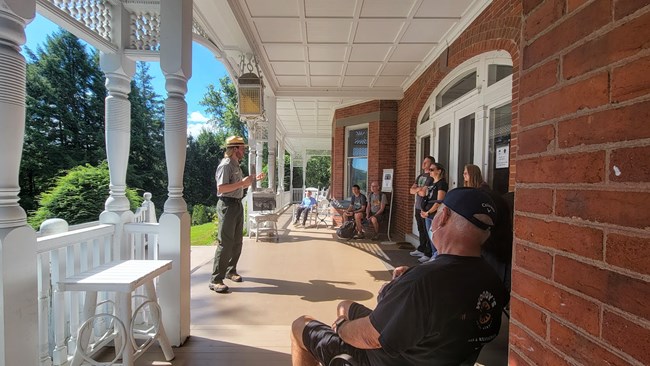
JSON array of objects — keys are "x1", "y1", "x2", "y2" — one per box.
[
  {"x1": 512, "y1": 1, "x2": 650, "y2": 365},
  {"x1": 331, "y1": 100, "x2": 397, "y2": 201}
]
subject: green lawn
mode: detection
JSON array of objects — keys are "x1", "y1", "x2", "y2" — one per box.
[{"x1": 191, "y1": 223, "x2": 216, "y2": 246}]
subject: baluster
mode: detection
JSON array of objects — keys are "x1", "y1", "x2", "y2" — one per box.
[
  {"x1": 103, "y1": 6, "x2": 112, "y2": 41},
  {"x1": 66, "y1": 245, "x2": 80, "y2": 355},
  {"x1": 50, "y1": 249, "x2": 68, "y2": 365},
  {"x1": 135, "y1": 14, "x2": 144, "y2": 50},
  {"x1": 129, "y1": 12, "x2": 137, "y2": 49},
  {"x1": 82, "y1": 0, "x2": 91, "y2": 27},
  {"x1": 103, "y1": 234, "x2": 112, "y2": 263},
  {"x1": 143, "y1": 12, "x2": 152, "y2": 50},
  {"x1": 37, "y1": 252, "x2": 53, "y2": 366},
  {"x1": 151, "y1": 13, "x2": 160, "y2": 51},
  {"x1": 132, "y1": 232, "x2": 140, "y2": 259}
]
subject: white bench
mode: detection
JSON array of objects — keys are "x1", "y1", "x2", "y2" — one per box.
[{"x1": 58, "y1": 260, "x2": 174, "y2": 366}]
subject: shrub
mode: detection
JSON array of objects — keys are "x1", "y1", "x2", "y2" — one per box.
[
  {"x1": 211, "y1": 211, "x2": 220, "y2": 242},
  {"x1": 191, "y1": 204, "x2": 211, "y2": 225},
  {"x1": 29, "y1": 162, "x2": 142, "y2": 229}
]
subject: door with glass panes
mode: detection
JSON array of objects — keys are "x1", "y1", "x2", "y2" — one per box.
[{"x1": 435, "y1": 100, "x2": 484, "y2": 190}]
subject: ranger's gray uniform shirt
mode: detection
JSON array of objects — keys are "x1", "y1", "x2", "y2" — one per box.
[{"x1": 215, "y1": 157, "x2": 243, "y2": 199}]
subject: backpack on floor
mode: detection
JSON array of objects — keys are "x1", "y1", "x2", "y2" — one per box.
[{"x1": 336, "y1": 220, "x2": 356, "y2": 239}]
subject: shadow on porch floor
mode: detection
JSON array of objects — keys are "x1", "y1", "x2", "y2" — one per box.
[{"x1": 136, "y1": 208, "x2": 508, "y2": 365}]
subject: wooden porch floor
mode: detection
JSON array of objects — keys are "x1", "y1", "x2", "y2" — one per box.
[{"x1": 135, "y1": 207, "x2": 509, "y2": 365}]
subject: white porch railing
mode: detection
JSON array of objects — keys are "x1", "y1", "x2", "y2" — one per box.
[
  {"x1": 291, "y1": 188, "x2": 302, "y2": 203},
  {"x1": 277, "y1": 190, "x2": 292, "y2": 209},
  {"x1": 35, "y1": 193, "x2": 161, "y2": 366}
]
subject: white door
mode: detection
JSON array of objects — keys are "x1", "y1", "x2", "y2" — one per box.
[{"x1": 434, "y1": 101, "x2": 484, "y2": 189}]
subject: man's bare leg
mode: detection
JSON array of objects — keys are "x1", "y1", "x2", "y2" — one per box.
[
  {"x1": 291, "y1": 316, "x2": 320, "y2": 366},
  {"x1": 337, "y1": 300, "x2": 355, "y2": 318}
]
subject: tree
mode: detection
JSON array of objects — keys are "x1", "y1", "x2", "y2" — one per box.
[
  {"x1": 200, "y1": 76, "x2": 248, "y2": 139},
  {"x1": 305, "y1": 156, "x2": 331, "y2": 189},
  {"x1": 29, "y1": 162, "x2": 142, "y2": 229},
  {"x1": 21, "y1": 30, "x2": 106, "y2": 212},
  {"x1": 127, "y1": 62, "x2": 166, "y2": 211},
  {"x1": 184, "y1": 130, "x2": 224, "y2": 208}
]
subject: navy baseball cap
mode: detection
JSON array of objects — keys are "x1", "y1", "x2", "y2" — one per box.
[{"x1": 434, "y1": 187, "x2": 497, "y2": 230}]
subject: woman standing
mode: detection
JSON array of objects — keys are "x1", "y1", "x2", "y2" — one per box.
[
  {"x1": 418, "y1": 162, "x2": 448, "y2": 262},
  {"x1": 463, "y1": 164, "x2": 489, "y2": 189}
]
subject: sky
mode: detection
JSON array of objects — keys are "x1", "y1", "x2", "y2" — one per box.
[{"x1": 24, "y1": 14, "x2": 230, "y2": 137}]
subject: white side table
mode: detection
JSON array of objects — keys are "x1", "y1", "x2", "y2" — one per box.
[{"x1": 59, "y1": 260, "x2": 175, "y2": 366}]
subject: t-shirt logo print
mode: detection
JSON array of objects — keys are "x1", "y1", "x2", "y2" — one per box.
[{"x1": 475, "y1": 290, "x2": 497, "y2": 330}]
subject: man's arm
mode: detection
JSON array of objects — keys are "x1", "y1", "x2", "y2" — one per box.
[
  {"x1": 336, "y1": 316, "x2": 381, "y2": 349},
  {"x1": 218, "y1": 175, "x2": 253, "y2": 194},
  {"x1": 409, "y1": 181, "x2": 420, "y2": 194}
]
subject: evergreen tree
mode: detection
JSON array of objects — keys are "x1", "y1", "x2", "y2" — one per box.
[
  {"x1": 184, "y1": 130, "x2": 224, "y2": 208},
  {"x1": 21, "y1": 30, "x2": 106, "y2": 212},
  {"x1": 127, "y1": 62, "x2": 166, "y2": 211},
  {"x1": 306, "y1": 156, "x2": 331, "y2": 189}
]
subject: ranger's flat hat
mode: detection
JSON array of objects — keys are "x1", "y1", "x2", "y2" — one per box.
[{"x1": 225, "y1": 136, "x2": 247, "y2": 147}]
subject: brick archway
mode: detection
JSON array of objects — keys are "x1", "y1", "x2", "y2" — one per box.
[{"x1": 392, "y1": 0, "x2": 522, "y2": 238}]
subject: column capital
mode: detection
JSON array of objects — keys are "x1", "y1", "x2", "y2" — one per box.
[
  {"x1": 164, "y1": 74, "x2": 188, "y2": 97},
  {"x1": 1, "y1": 0, "x2": 35, "y2": 24},
  {"x1": 101, "y1": 52, "x2": 135, "y2": 98},
  {"x1": 160, "y1": 0, "x2": 192, "y2": 80}
]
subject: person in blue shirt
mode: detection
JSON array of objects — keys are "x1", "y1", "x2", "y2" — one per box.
[{"x1": 294, "y1": 190, "x2": 318, "y2": 227}]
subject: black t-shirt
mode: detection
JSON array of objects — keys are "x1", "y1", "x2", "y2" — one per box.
[
  {"x1": 421, "y1": 179, "x2": 449, "y2": 212},
  {"x1": 480, "y1": 187, "x2": 513, "y2": 264},
  {"x1": 367, "y1": 255, "x2": 507, "y2": 366}
]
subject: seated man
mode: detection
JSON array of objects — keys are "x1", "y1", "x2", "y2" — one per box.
[
  {"x1": 290, "y1": 188, "x2": 507, "y2": 366},
  {"x1": 366, "y1": 181, "x2": 388, "y2": 241},
  {"x1": 343, "y1": 184, "x2": 367, "y2": 239},
  {"x1": 294, "y1": 190, "x2": 317, "y2": 227}
]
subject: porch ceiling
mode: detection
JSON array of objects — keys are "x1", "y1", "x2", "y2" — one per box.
[{"x1": 194, "y1": 0, "x2": 488, "y2": 155}]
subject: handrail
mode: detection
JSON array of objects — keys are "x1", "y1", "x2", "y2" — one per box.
[
  {"x1": 36, "y1": 224, "x2": 115, "y2": 253},
  {"x1": 124, "y1": 222, "x2": 160, "y2": 234}
]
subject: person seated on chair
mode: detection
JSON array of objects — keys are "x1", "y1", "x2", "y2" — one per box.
[
  {"x1": 366, "y1": 181, "x2": 387, "y2": 241},
  {"x1": 344, "y1": 184, "x2": 367, "y2": 239},
  {"x1": 294, "y1": 190, "x2": 318, "y2": 227},
  {"x1": 290, "y1": 188, "x2": 507, "y2": 366}
]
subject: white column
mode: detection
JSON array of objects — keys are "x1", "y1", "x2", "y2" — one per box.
[
  {"x1": 277, "y1": 139, "x2": 285, "y2": 192},
  {"x1": 248, "y1": 121, "x2": 257, "y2": 192},
  {"x1": 99, "y1": 53, "x2": 136, "y2": 259},
  {"x1": 289, "y1": 154, "x2": 294, "y2": 192},
  {"x1": 158, "y1": 0, "x2": 191, "y2": 346},
  {"x1": 101, "y1": 3, "x2": 135, "y2": 214},
  {"x1": 265, "y1": 93, "x2": 277, "y2": 192},
  {"x1": 302, "y1": 151, "x2": 308, "y2": 189},
  {"x1": 255, "y1": 141, "x2": 263, "y2": 189},
  {"x1": 0, "y1": 2, "x2": 39, "y2": 365}
]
